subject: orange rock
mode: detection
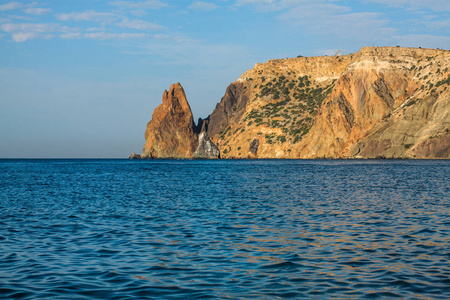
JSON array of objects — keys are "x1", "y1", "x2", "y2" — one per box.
[
  {"x1": 206, "y1": 47, "x2": 450, "y2": 159},
  {"x1": 142, "y1": 83, "x2": 198, "y2": 158},
  {"x1": 137, "y1": 47, "x2": 449, "y2": 159}
]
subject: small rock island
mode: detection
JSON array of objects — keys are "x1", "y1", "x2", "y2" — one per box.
[{"x1": 139, "y1": 83, "x2": 219, "y2": 159}]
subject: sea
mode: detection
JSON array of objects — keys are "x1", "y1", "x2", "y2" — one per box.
[{"x1": 0, "y1": 159, "x2": 449, "y2": 299}]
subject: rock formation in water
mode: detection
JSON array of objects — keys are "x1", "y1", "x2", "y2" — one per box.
[
  {"x1": 140, "y1": 82, "x2": 220, "y2": 159},
  {"x1": 129, "y1": 152, "x2": 141, "y2": 159},
  {"x1": 135, "y1": 47, "x2": 449, "y2": 159},
  {"x1": 141, "y1": 83, "x2": 199, "y2": 158}
]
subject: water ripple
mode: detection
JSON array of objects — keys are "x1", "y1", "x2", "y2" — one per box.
[{"x1": 0, "y1": 159, "x2": 449, "y2": 299}]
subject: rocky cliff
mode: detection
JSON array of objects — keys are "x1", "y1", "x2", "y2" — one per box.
[
  {"x1": 137, "y1": 47, "x2": 449, "y2": 159},
  {"x1": 141, "y1": 83, "x2": 219, "y2": 159},
  {"x1": 206, "y1": 47, "x2": 449, "y2": 159}
]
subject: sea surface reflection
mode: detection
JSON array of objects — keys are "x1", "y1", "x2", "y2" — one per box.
[{"x1": 0, "y1": 159, "x2": 449, "y2": 299}]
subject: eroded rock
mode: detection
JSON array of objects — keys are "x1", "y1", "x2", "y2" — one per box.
[
  {"x1": 193, "y1": 132, "x2": 220, "y2": 159},
  {"x1": 141, "y1": 83, "x2": 198, "y2": 159},
  {"x1": 248, "y1": 139, "x2": 259, "y2": 159}
]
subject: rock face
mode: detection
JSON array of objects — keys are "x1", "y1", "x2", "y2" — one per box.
[
  {"x1": 207, "y1": 82, "x2": 249, "y2": 138},
  {"x1": 129, "y1": 152, "x2": 141, "y2": 159},
  {"x1": 135, "y1": 47, "x2": 449, "y2": 159},
  {"x1": 296, "y1": 47, "x2": 449, "y2": 159},
  {"x1": 349, "y1": 94, "x2": 450, "y2": 158},
  {"x1": 141, "y1": 83, "x2": 199, "y2": 158},
  {"x1": 193, "y1": 132, "x2": 220, "y2": 159},
  {"x1": 248, "y1": 139, "x2": 259, "y2": 159},
  {"x1": 205, "y1": 47, "x2": 450, "y2": 159}
]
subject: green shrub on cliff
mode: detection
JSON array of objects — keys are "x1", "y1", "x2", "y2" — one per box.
[
  {"x1": 436, "y1": 74, "x2": 450, "y2": 87},
  {"x1": 277, "y1": 135, "x2": 287, "y2": 143}
]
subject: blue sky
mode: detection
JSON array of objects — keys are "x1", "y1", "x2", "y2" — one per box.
[{"x1": 1, "y1": 0, "x2": 449, "y2": 158}]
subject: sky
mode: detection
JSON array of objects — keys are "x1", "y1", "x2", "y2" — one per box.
[{"x1": 1, "y1": 0, "x2": 449, "y2": 158}]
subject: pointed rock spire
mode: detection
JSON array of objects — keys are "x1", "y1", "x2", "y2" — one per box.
[{"x1": 142, "y1": 83, "x2": 198, "y2": 158}]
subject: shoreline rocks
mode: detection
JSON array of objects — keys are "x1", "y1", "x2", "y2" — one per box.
[{"x1": 128, "y1": 152, "x2": 141, "y2": 159}]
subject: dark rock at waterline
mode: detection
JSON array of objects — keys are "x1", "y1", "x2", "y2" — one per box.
[{"x1": 129, "y1": 152, "x2": 141, "y2": 159}]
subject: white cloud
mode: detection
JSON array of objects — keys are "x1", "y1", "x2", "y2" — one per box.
[
  {"x1": 0, "y1": 17, "x2": 11, "y2": 23},
  {"x1": 368, "y1": 0, "x2": 450, "y2": 12},
  {"x1": 234, "y1": 0, "x2": 312, "y2": 11},
  {"x1": 7, "y1": 14, "x2": 34, "y2": 21},
  {"x1": 118, "y1": 18, "x2": 166, "y2": 31},
  {"x1": 130, "y1": 10, "x2": 147, "y2": 17},
  {"x1": 109, "y1": 0, "x2": 168, "y2": 9},
  {"x1": 278, "y1": 3, "x2": 350, "y2": 20},
  {"x1": 56, "y1": 10, "x2": 116, "y2": 23},
  {"x1": 59, "y1": 26, "x2": 79, "y2": 33},
  {"x1": 60, "y1": 32, "x2": 82, "y2": 40},
  {"x1": 1, "y1": 23, "x2": 57, "y2": 34},
  {"x1": 235, "y1": 0, "x2": 274, "y2": 6},
  {"x1": 86, "y1": 27, "x2": 106, "y2": 32},
  {"x1": 153, "y1": 33, "x2": 171, "y2": 39},
  {"x1": 233, "y1": 1, "x2": 396, "y2": 44},
  {"x1": 0, "y1": 22, "x2": 79, "y2": 42},
  {"x1": 85, "y1": 32, "x2": 149, "y2": 40},
  {"x1": 425, "y1": 19, "x2": 450, "y2": 30},
  {"x1": 0, "y1": 2, "x2": 23, "y2": 11},
  {"x1": 1, "y1": 23, "x2": 56, "y2": 41},
  {"x1": 0, "y1": 20, "x2": 155, "y2": 42},
  {"x1": 0, "y1": 2, "x2": 51, "y2": 15},
  {"x1": 23, "y1": 7, "x2": 51, "y2": 15},
  {"x1": 189, "y1": 1, "x2": 219, "y2": 11},
  {"x1": 276, "y1": 3, "x2": 395, "y2": 42},
  {"x1": 135, "y1": 34, "x2": 250, "y2": 69},
  {"x1": 10, "y1": 32, "x2": 39, "y2": 42}
]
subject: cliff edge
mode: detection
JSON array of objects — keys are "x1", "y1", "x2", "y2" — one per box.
[
  {"x1": 135, "y1": 47, "x2": 449, "y2": 159},
  {"x1": 206, "y1": 46, "x2": 449, "y2": 159}
]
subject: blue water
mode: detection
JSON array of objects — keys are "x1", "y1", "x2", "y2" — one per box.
[{"x1": 0, "y1": 159, "x2": 449, "y2": 299}]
